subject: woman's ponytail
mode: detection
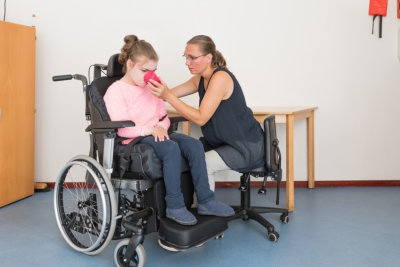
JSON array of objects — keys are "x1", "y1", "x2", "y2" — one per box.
[{"x1": 212, "y1": 50, "x2": 227, "y2": 69}]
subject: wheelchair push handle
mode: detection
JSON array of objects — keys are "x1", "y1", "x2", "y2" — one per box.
[
  {"x1": 52, "y1": 74, "x2": 73, "y2": 81},
  {"x1": 52, "y1": 74, "x2": 88, "y2": 88}
]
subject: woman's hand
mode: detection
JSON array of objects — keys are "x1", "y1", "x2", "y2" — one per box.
[
  {"x1": 152, "y1": 125, "x2": 169, "y2": 142},
  {"x1": 148, "y1": 79, "x2": 171, "y2": 100}
]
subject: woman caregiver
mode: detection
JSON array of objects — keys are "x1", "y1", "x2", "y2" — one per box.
[{"x1": 149, "y1": 35, "x2": 264, "y2": 191}]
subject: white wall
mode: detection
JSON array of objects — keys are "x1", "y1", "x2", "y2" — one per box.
[{"x1": 2, "y1": 0, "x2": 400, "y2": 182}]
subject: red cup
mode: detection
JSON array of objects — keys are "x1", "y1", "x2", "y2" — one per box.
[{"x1": 144, "y1": 71, "x2": 161, "y2": 84}]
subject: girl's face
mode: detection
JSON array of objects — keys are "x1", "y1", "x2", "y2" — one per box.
[
  {"x1": 126, "y1": 57, "x2": 158, "y2": 87},
  {"x1": 183, "y1": 44, "x2": 210, "y2": 75}
]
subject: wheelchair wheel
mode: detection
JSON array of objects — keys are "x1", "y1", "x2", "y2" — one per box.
[
  {"x1": 54, "y1": 155, "x2": 117, "y2": 255},
  {"x1": 114, "y1": 238, "x2": 146, "y2": 267}
]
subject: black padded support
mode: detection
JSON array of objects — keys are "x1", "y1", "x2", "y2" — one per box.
[
  {"x1": 143, "y1": 173, "x2": 194, "y2": 233},
  {"x1": 158, "y1": 214, "x2": 227, "y2": 250},
  {"x1": 107, "y1": 53, "x2": 124, "y2": 77}
]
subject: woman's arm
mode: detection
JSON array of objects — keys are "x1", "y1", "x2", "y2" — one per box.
[
  {"x1": 150, "y1": 71, "x2": 233, "y2": 126},
  {"x1": 169, "y1": 75, "x2": 200, "y2": 97}
]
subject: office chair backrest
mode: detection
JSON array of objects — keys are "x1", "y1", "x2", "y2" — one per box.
[{"x1": 264, "y1": 115, "x2": 279, "y2": 172}]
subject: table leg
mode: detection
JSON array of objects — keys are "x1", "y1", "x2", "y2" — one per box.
[
  {"x1": 182, "y1": 121, "x2": 191, "y2": 136},
  {"x1": 307, "y1": 111, "x2": 315, "y2": 189},
  {"x1": 286, "y1": 114, "x2": 294, "y2": 212}
]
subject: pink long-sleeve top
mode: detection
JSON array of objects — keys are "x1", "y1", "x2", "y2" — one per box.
[{"x1": 103, "y1": 80, "x2": 170, "y2": 144}]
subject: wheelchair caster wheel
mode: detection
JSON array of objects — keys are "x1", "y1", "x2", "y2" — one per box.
[
  {"x1": 114, "y1": 238, "x2": 146, "y2": 267},
  {"x1": 215, "y1": 233, "x2": 224, "y2": 240},
  {"x1": 280, "y1": 214, "x2": 289, "y2": 224},
  {"x1": 268, "y1": 231, "x2": 279, "y2": 242}
]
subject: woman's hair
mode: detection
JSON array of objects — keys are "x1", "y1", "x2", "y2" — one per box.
[
  {"x1": 187, "y1": 35, "x2": 227, "y2": 69},
  {"x1": 118, "y1": 35, "x2": 158, "y2": 73}
]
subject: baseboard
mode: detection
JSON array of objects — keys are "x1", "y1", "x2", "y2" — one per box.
[
  {"x1": 46, "y1": 180, "x2": 400, "y2": 189},
  {"x1": 215, "y1": 180, "x2": 400, "y2": 188}
]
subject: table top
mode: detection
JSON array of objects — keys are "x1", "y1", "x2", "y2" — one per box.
[
  {"x1": 251, "y1": 106, "x2": 318, "y2": 115},
  {"x1": 167, "y1": 106, "x2": 318, "y2": 115}
]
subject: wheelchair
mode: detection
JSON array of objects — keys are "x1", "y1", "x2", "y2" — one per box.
[{"x1": 52, "y1": 54, "x2": 288, "y2": 267}]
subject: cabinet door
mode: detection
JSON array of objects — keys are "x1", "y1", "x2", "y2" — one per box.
[{"x1": 0, "y1": 21, "x2": 36, "y2": 207}]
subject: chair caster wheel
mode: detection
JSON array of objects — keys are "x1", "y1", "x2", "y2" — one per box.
[
  {"x1": 258, "y1": 188, "x2": 266, "y2": 195},
  {"x1": 215, "y1": 233, "x2": 224, "y2": 240},
  {"x1": 280, "y1": 214, "x2": 289, "y2": 224},
  {"x1": 268, "y1": 231, "x2": 279, "y2": 242},
  {"x1": 242, "y1": 214, "x2": 249, "y2": 221}
]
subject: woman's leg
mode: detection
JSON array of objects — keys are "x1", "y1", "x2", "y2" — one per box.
[
  {"x1": 170, "y1": 133, "x2": 234, "y2": 217},
  {"x1": 192, "y1": 149, "x2": 230, "y2": 206},
  {"x1": 205, "y1": 150, "x2": 231, "y2": 191}
]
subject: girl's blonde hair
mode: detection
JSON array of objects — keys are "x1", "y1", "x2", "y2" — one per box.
[{"x1": 118, "y1": 35, "x2": 158, "y2": 73}]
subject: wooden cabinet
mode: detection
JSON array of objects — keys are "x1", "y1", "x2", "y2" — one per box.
[{"x1": 0, "y1": 21, "x2": 36, "y2": 207}]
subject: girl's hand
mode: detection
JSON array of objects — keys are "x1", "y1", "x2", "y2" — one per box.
[
  {"x1": 152, "y1": 125, "x2": 169, "y2": 142},
  {"x1": 148, "y1": 78, "x2": 170, "y2": 100}
]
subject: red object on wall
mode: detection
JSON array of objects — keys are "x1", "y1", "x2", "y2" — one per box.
[
  {"x1": 369, "y1": 0, "x2": 388, "y2": 38},
  {"x1": 369, "y1": 0, "x2": 388, "y2": 16},
  {"x1": 398, "y1": 0, "x2": 400, "y2": 18}
]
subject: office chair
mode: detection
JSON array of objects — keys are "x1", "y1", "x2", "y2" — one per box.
[{"x1": 229, "y1": 115, "x2": 289, "y2": 241}]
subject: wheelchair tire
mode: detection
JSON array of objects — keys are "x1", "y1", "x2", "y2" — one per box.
[
  {"x1": 114, "y1": 238, "x2": 146, "y2": 267},
  {"x1": 54, "y1": 155, "x2": 117, "y2": 255}
]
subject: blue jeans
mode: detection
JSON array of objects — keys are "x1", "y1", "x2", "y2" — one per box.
[{"x1": 140, "y1": 132, "x2": 214, "y2": 209}]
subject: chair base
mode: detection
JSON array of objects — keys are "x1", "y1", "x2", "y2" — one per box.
[{"x1": 227, "y1": 173, "x2": 289, "y2": 241}]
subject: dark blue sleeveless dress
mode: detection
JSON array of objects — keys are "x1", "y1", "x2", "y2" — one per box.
[{"x1": 198, "y1": 68, "x2": 264, "y2": 172}]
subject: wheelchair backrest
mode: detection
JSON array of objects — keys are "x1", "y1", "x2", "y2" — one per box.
[
  {"x1": 88, "y1": 54, "x2": 123, "y2": 161},
  {"x1": 88, "y1": 54, "x2": 123, "y2": 123}
]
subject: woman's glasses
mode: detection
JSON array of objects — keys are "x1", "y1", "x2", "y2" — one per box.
[{"x1": 182, "y1": 54, "x2": 205, "y2": 62}]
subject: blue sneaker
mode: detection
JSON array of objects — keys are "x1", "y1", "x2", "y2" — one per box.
[
  {"x1": 198, "y1": 199, "x2": 235, "y2": 217},
  {"x1": 166, "y1": 207, "x2": 197, "y2": 225}
]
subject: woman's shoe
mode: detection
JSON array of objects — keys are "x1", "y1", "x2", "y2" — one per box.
[{"x1": 198, "y1": 199, "x2": 235, "y2": 217}]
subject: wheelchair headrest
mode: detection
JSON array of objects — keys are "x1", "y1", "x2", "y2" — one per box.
[{"x1": 107, "y1": 54, "x2": 124, "y2": 78}]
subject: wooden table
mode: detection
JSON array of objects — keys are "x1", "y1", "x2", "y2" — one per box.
[{"x1": 167, "y1": 106, "x2": 318, "y2": 212}]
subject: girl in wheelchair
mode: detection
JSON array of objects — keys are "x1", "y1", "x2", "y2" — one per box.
[{"x1": 103, "y1": 34, "x2": 234, "y2": 225}]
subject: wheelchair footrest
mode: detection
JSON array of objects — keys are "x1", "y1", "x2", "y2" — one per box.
[{"x1": 158, "y1": 210, "x2": 228, "y2": 250}]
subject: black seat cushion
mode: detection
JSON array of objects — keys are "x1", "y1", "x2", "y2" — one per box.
[{"x1": 114, "y1": 142, "x2": 189, "y2": 180}]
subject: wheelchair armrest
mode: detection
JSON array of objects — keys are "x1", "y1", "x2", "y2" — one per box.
[{"x1": 85, "y1": 120, "x2": 135, "y2": 132}]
